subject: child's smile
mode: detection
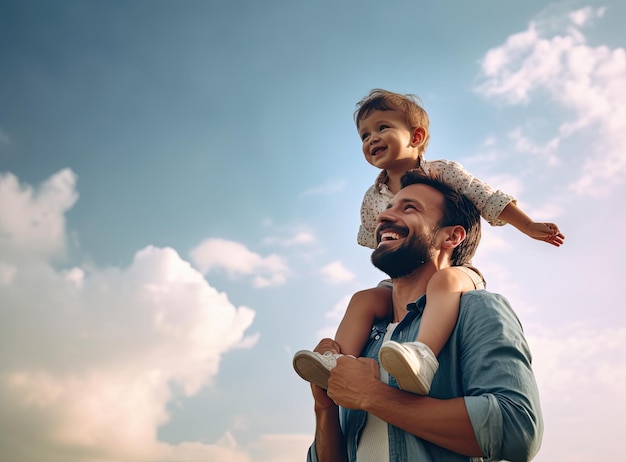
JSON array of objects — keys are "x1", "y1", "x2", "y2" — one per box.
[{"x1": 357, "y1": 109, "x2": 422, "y2": 174}]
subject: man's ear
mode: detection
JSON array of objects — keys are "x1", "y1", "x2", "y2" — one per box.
[
  {"x1": 410, "y1": 127, "x2": 426, "y2": 147},
  {"x1": 441, "y1": 225, "x2": 466, "y2": 249}
]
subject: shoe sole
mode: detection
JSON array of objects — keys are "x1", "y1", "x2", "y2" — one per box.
[
  {"x1": 292, "y1": 351, "x2": 330, "y2": 389},
  {"x1": 379, "y1": 343, "x2": 430, "y2": 395}
]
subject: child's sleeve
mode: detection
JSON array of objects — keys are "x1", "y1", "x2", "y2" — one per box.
[
  {"x1": 424, "y1": 159, "x2": 515, "y2": 226},
  {"x1": 357, "y1": 184, "x2": 387, "y2": 249}
]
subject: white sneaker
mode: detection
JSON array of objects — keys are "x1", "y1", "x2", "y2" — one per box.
[
  {"x1": 378, "y1": 341, "x2": 439, "y2": 395},
  {"x1": 293, "y1": 350, "x2": 341, "y2": 389}
]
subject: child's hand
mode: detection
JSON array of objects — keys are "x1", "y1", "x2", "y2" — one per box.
[
  {"x1": 314, "y1": 338, "x2": 342, "y2": 355},
  {"x1": 526, "y1": 222, "x2": 565, "y2": 247}
]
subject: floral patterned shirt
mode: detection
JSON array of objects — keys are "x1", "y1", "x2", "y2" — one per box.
[{"x1": 358, "y1": 159, "x2": 516, "y2": 249}]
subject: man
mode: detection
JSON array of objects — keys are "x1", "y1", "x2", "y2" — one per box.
[{"x1": 307, "y1": 171, "x2": 543, "y2": 461}]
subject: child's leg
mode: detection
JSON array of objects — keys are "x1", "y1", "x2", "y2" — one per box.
[
  {"x1": 293, "y1": 285, "x2": 393, "y2": 389},
  {"x1": 378, "y1": 267, "x2": 476, "y2": 395},
  {"x1": 334, "y1": 286, "x2": 393, "y2": 356},
  {"x1": 416, "y1": 266, "x2": 475, "y2": 355}
]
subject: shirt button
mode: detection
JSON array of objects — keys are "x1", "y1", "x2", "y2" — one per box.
[{"x1": 375, "y1": 335, "x2": 380, "y2": 340}]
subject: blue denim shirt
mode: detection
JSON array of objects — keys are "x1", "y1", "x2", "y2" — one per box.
[{"x1": 307, "y1": 290, "x2": 543, "y2": 462}]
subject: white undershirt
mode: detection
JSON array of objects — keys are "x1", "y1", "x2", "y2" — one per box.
[{"x1": 356, "y1": 322, "x2": 399, "y2": 462}]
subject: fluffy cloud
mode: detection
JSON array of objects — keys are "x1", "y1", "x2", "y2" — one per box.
[
  {"x1": 0, "y1": 170, "x2": 258, "y2": 461},
  {"x1": 263, "y1": 230, "x2": 317, "y2": 247},
  {"x1": 151, "y1": 432, "x2": 312, "y2": 462},
  {"x1": 0, "y1": 127, "x2": 11, "y2": 145},
  {"x1": 320, "y1": 260, "x2": 356, "y2": 284},
  {"x1": 190, "y1": 238, "x2": 289, "y2": 288},
  {"x1": 299, "y1": 179, "x2": 346, "y2": 197},
  {"x1": 526, "y1": 324, "x2": 626, "y2": 461},
  {"x1": 0, "y1": 168, "x2": 77, "y2": 261},
  {"x1": 475, "y1": 6, "x2": 626, "y2": 196}
]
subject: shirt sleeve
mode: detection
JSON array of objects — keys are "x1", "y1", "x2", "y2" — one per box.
[
  {"x1": 459, "y1": 292, "x2": 543, "y2": 462},
  {"x1": 306, "y1": 443, "x2": 318, "y2": 462},
  {"x1": 423, "y1": 159, "x2": 516, "y2": 226},
  {"x1": 358, "y1": 184, "x2": 384, "y2": 249}
]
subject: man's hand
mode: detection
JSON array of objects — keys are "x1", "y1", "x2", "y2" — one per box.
[
  {"x1": 327, "y1": 356, "x2": 382, "y2": 410},
  {"x1": 310, "y1": 338, "x2": 342, "y2": 411}
]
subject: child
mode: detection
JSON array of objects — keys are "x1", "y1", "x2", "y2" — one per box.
[{"x1": 293, "y1": 89, "x2": 564, "y2": 394}]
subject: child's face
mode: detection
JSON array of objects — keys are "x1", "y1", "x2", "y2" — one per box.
[{"x1": 357, "y1": 109, "x2": 423, "y2": 174}]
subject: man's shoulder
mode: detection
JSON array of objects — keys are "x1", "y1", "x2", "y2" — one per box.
[
  {"x1": 459, "y1": 289, "x2": 506, "y2": 304},
  {"x1": 455, "y1": 290, "x2": 526, "y2": 345},
  {"x1": 458, "y1": 290, "x2": 517, "y2": 323}
]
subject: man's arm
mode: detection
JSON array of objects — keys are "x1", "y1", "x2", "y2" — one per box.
[
  {"x1": 327, "y1": 356, "x2": 482, "y2": 457},
  {"x1": 309, "y1": 385, "x2": 348, "y2": 462},
  {"x1": 306, "y1": 338, "x2": 348, "y2": 462},
  {"x1": 458, "y1": 292, "x2": 543, "y2": 461}
]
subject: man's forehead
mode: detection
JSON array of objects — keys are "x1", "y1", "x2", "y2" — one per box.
[{"x1": 394, "y1": 183, "x2": 444, "y2": 207}]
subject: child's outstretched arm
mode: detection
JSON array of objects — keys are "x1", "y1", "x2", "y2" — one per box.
[
  {"x1": 498, "y1": 202, "x2": 565, "y2": 247},
  {"x1": 422, "y1": 160, "x2": 565, "y2": 247}
]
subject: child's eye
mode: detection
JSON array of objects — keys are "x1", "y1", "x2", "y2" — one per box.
[
  {"x1": 361, "y1": 132, "x2": 370, "y2": 141},
  {"x1": 378, "y1": 125, "x2": 389, "y2": 131}
]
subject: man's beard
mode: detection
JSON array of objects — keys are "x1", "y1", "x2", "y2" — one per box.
[{"x1": 371, "y1": 231, "x2": 435, "y2": 279}]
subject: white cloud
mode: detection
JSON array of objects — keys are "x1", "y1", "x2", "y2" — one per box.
[
  {"x1": 190, "y1": 238, "x2": 289, "y2": 288},
  {"x1": 480, "y1": 173, "x2": 524, "y2": 199},
  {"x1": 284, "y1": 231, "x2": 316, "y2": 246},
  {"x1": 299, "y1": 179, "x2": 346, "y2": 197},
  {"x1": 156, "y1": 432, "x2": 313, "y2": 462},
  {"x1": 508, "y1": 127, "x2": 560, "y2": 166},
  {"x1": 320, "y1": 260, "x2": 355, "y2": 284},
  {"x1": 263, "y1": 230, "x2": 316, "y2": 247},
  {"x1": 481, "y1": 136, "x2": 496, "y2": 147},
  {"x1": 316, "y1": 293, "x2": 352, "y2": 340},
  {"x1": 0, "y1": 262, "x2": 17, "y2": 285},
  {"x1": 246, "y1": 433, "x2": 313, "y2": 462},
  {"x1": 569, "y1": 6, "x2": 606, "y2": 27},
  {"x1": 0, "y1": 171, "x2": 258, "y2": 462},
  {"x1": 527, "y1": 323, "x2": 625, "y2": 460},
  {"x1": 325, "y1": 293, "x2": 352, "y2": 320},
  {"x1": 475, "y1": 6, "x2": 626, "y2": 196},
  {"x1": 0, "y1": 169, "x2": 78, "y2": 261},
  {"x1": 0, "y1": 127, "x2": 11, "y2": 145},
  {"x1": 473, "y1": 226, "x2": 510, "y2": 258}
]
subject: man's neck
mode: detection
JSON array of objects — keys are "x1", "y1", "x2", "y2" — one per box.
[{"x1": 390, "y1": 264, "x2": 437, "y2": 323}]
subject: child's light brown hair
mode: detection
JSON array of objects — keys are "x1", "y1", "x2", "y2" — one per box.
[{"x1": 354, "y1": 88, "x2": 431, "y2": 157}]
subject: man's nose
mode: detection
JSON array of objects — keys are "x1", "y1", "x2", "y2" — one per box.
[{"x1": 377, "y1": 207, "x2": 398, "y2": 224}]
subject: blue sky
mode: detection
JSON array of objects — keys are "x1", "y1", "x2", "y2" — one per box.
[{"x1": 1, "y1": 1, "x2": 624, "y2": 460}]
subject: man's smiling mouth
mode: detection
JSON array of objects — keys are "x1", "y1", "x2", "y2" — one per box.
[
  {"x1": 376, "y1": 225, "x2": 408, "y2": 247},
  {"x1": 380, "y1": 231, "x2": 401, "y2": 241}
]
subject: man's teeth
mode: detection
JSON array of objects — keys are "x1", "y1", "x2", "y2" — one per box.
[{"x1": 381, "y1": 232, "x2": 400, "y2": 241}]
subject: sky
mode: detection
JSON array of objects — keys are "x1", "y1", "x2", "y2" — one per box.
[{"x1": 0, "y1": 1, "x2": 625, "y2": 461}]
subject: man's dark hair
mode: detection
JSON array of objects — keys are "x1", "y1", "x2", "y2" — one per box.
[{"x1": 401, "y1": 169, "x2": 481, "y2": 266}]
